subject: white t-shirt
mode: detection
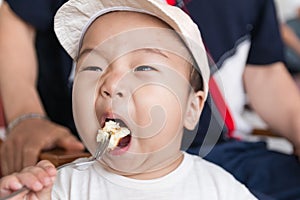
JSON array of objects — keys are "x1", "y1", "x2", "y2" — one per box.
[
  {"x1": 52, "y1": 152, "x2": 257, "y2": 200},
  {"x1": 275, "y1": 0, "x2": 300, "y2": 22}
]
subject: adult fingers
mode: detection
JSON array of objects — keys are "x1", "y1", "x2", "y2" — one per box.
[
  {"x1": 56, "y1": 133, "x2": 85, "y2": 151},
  {"x1": 0, "y1": 137, "x2": 23, "y2": 175},
  {"x1": 22, "y1": 144, "x2": 40, "y2": 171}
]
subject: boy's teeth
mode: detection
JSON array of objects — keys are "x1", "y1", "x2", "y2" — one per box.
[{"x1": 114, "y1": 119, "x2": 127, "y2": 128}]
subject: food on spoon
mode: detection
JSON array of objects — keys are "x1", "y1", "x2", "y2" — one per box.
[{"x1": 96, "y1": 120, "x2": 130, "y2": 150}]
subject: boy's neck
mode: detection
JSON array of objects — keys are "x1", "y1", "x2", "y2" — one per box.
[{"x1": 125, "y1": 152, "x2": 184, "y2": 180}]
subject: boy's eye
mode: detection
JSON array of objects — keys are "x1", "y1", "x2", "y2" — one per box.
[
  {"x1": 82, "y1": 66, "x2": 103, "y2": 72},
  {"x1": 134, "y1": 65, "x2": 157, "y2": 72}
]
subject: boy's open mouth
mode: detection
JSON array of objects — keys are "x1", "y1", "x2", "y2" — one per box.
[{"x1": 97, "y1": 118, "x2": 131, "y2": 151}]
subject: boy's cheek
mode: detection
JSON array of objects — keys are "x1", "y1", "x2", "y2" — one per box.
[{"x1": 130, "y1": 108, "x2": 183, "y2": 142}]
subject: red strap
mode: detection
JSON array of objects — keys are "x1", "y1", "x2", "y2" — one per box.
[
  {"x1": 166, "y1": 0, "x2": 176, "y2": 6},
  {"x1": 209, "y1": 78, "x2": 235, "y2": 137},
  {"x1": 166, "y1": 0, "x2": 190, "y2": 14}
]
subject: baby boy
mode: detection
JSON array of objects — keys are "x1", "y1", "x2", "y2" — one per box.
[{"x1": 0, "y1": 0, "x2": 256, "y2": 199}]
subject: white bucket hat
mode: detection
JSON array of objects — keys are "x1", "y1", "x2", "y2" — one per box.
[{"x1": 54, "y1": 0, "x2": 210, "y2": 97}]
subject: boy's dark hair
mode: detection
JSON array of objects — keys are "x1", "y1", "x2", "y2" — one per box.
[{"x1": 190, "y1": 65, "x2": 204, "y2": 92}]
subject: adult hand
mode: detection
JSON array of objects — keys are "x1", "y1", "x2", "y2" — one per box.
[
  {"x1": 0, "y1": 119, "x2": 84, "y2": 175},
  {"x1": 0, "y1": 160, "x2": 56, "y2": 200}
]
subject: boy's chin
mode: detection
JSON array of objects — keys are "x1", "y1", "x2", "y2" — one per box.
[{"x1": 100, "y1": 151, "x2": 183, "y2": 178}]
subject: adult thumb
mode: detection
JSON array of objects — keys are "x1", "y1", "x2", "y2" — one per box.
[{"x1": 56, "y1": 135, "x2": 85, "y2": 151}]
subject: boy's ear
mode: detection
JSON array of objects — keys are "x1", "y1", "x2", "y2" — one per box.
[{"x1": 184, "y1": 90, "x2": 205, "y2": 130}]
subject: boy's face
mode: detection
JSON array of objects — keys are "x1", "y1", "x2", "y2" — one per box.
[{"x1": 74, "y1": 11, "x2": 204, "y2": 177}]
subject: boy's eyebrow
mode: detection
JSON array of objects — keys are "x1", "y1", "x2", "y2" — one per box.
[
  {"x1": 77, "y1": 47, "x2": 169, "y2": 61},
  {"x1": 78, "y1": 48, "x2": 93, "y2": 61},
  {"x1": 139, "y1": 48, "x2": 169, "y2": 58}
]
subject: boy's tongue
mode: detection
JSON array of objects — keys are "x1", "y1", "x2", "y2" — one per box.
[{"x1": 117, "y1": 135, "x2": 131, "y2": 148}]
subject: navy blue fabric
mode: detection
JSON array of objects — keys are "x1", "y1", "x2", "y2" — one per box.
[
  {"x1": 204, "y1": 141, "x2": 300, "y2": 200},
  {"x1": 185, "y1": 0, "x2": 284, "y2": 67},
  {"x1": 6, "y1": 0, "x2": 78, "y2": 137},
  {"x1": 6, "y1": 0, "x2": 66, "y2": 31}
]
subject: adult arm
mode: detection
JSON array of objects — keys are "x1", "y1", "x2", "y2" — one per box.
[
  {"x1": 0, "y1": 2, "x2": 84, "y2": 175},
  {"x1": 244, "y1": 62, "x2": 300, "y2": 156}
]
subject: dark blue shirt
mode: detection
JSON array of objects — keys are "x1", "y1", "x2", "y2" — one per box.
[
  {"x1": 185, "y1": 0, "x2": 284, "y2": 66},
  {"x1": 182, "y1": 0, "x2": 285, "y2": 154}
]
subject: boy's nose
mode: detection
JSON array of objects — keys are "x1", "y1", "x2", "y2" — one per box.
[
  {"x1": 99, "y1": 70, "x2": 128, "y2": 99},
  {"x1": 101, "y1": 86, "x2": 125, "y2": 98}
]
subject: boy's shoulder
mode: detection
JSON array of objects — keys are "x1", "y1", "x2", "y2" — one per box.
[
  {"x1": 185, "y1": 152, "x2": 239, "y2": 181},
  {"x1": 184, "y1": 152, "x2": 257, "y2": 199}
]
